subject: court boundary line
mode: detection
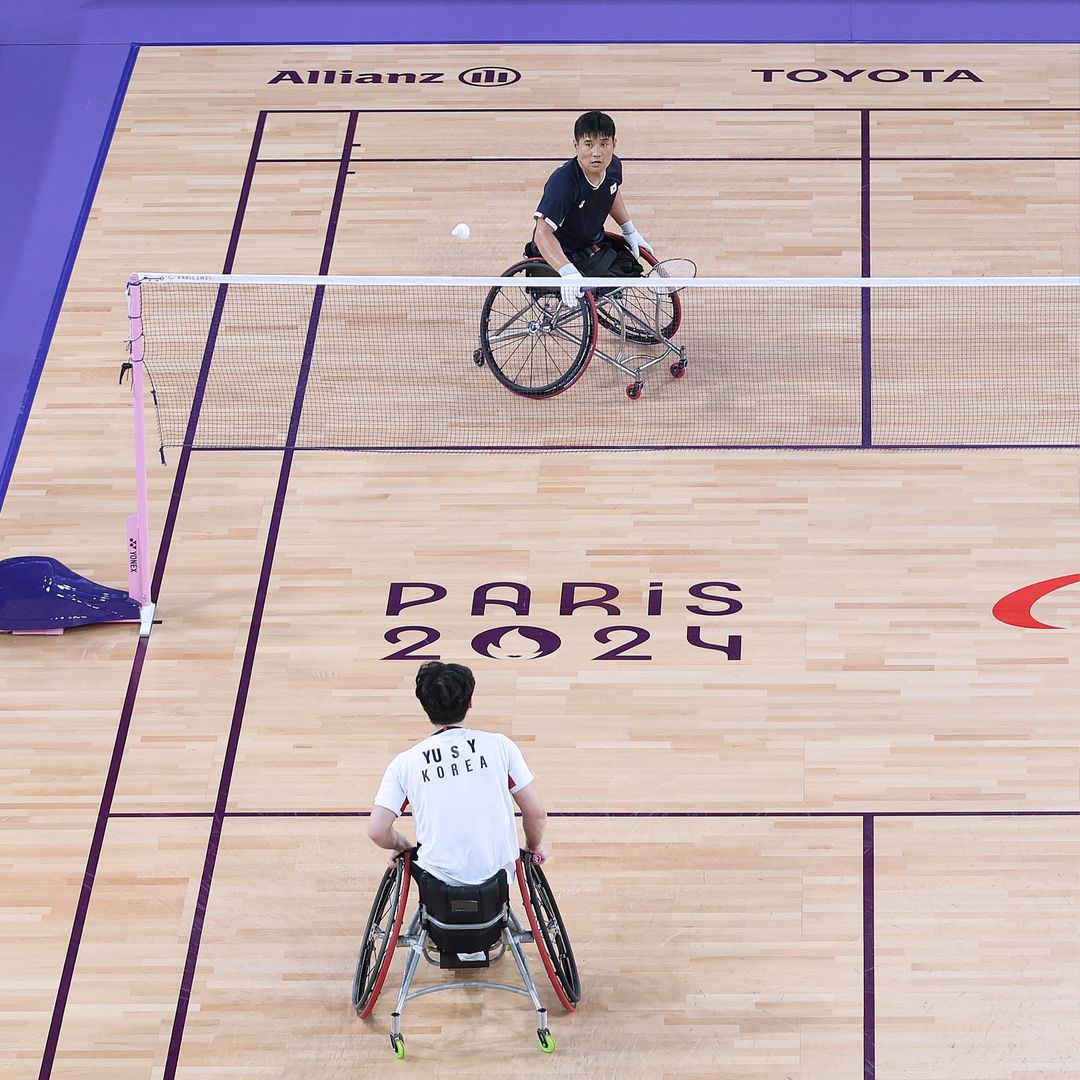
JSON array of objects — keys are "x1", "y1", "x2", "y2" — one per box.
[
  {"x1": 259, "y1": 106, "x2": 1080, "y2": 113},
  {"x1": 107, "y1": 809, "x2": 1080, "y2": 818},
  {"x1": 256, "y1": 155, "x2": 1080, "y2": 163},
  {"x1": 860, "y1": 109, "x2": 872, "y2": 446},
  {"x1": 181, "y1": 443, "x2": 1080, "y2": 452},
  {"x1": 863, "y1": 816, "x2": 876, "y2": 1080}
]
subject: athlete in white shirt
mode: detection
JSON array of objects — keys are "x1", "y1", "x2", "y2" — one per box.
[{"x1": 367, "y1": 662, "x2": 549, "y2": 885}]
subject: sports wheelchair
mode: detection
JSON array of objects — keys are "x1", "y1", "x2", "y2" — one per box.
[
  {"x1": 352, "y1": 849, "x2": 580, "y2": 1059},
  {"x1": 472, "y1": 233, "x2": 695, "y2": 400}
]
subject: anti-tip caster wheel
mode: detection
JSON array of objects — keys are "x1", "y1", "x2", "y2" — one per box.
[
  {"x1": 537, "y1": 1029, "x2": 556, "y2": 1054},
  {"x1": 626, "y1": 382, "x2": 643, "y2": 400},
  {"x1": 390, "y1": 1034, "x2": 406, "y2": 1060}
]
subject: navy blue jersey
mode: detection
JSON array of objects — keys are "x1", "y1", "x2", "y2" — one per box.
[{"x1": 534, "y1": 156, "x2": 624, "y2": 255}]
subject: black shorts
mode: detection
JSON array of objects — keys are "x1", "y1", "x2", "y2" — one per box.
[{"x1": 523, "y1": 237, "x2": 643, "y2": 279}]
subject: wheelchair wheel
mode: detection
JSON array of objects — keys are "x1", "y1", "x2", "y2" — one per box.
[
  {"x1": 352, "y1": 852, "x2": 411, "y2": 1019},
  {"x1": 478, "y1": 259, "x2": 597, "y2": 398},
  {"x1": 593, "y1": 237, "x2": 682, "y2": 345},
  {"x1": 517, "y1": 857, "x2": 581, "y2": 1012}
]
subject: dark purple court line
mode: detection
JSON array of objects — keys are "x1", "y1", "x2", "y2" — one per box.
[
  {"x1": 161, "y1": 110, "x2": 358, "y2": 1080},
  {"x1": 262, "y1": 155, "x2": 864, "y2": 163},
  {"x1": 38, "y1": 636, "x2": 148, "y2": 1080},
  {"x1": 860, "y1": 110, "x2": 872, "y2": 448},
  {"x1": 35, "y1": 77, "x2": 267, "y2": 1080},
  {"x1": 261, "y1": 106, "x2": 1080, "y2": 114},
  {"x1": 108, "y1": 809, "x2": 1080, "y2": 819},
  {"x1": 183, "y1": 442, "x2": 1080, "y2": 452},
  {"x1": 253, "y1": 155, "x2": 1080, "y2": 164},
  {"x1": 875, "y1": 156, "x2": 1080, "y2": 161},
  {"x1": 863, "y1": 815, "x2": 876, "y2": 1080}
]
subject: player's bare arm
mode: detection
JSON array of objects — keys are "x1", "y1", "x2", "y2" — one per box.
[
  {"x1": 367, "y1": 805, "x2": 412, "y2": 863},
  {"x1": 512, "y1": 780, "x2": 549, "y2": 863}
]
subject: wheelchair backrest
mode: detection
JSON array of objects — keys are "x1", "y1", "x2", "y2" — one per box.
[{"x1": 410, "y1": 863, "x2": 509, "y2": 954}]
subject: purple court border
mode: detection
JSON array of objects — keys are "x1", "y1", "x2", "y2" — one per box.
[
  {"x1": 860, "y1": 110, "x2": 873, "y2": 447},
  {"x1": 863, "y1": 816, "x2": 875, "y2": 1080}
]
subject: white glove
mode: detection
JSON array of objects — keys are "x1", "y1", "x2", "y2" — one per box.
[
  {"x1": 620, "y1": 219, "x2": 653, "y2": 259},
  {"x1": 558, "y1": 264, "x2": 584, "y2": 307}
]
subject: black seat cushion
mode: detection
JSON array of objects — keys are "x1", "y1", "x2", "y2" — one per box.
[{"x1": 410, "y1": 863, "x2": 509, "y2": 955}]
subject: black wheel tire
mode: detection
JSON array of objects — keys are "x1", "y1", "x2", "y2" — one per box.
[{"x1": 478, "y1": 260, "x2": 597, "y2": 398}]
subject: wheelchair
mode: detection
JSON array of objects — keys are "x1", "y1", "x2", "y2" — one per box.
[
  {"x1": 472, "y1": 233, "x2": 695, "y2": 400},
  {"x1": 352, "y1": 849, "x2": 580, "y2": 1059}
]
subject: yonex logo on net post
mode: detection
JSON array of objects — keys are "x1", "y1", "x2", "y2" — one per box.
[{"x1": 458, "y1": 66, "x2": 522, "y2": 87}]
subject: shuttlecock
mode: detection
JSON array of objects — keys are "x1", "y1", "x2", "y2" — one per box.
[{"x1": 451, "y1": 223, "x2": 471, "y2": 240}]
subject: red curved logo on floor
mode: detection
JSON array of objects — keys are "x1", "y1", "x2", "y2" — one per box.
[{"x1": 992, "y1": 574, "x2": 1080, "y2": 629}]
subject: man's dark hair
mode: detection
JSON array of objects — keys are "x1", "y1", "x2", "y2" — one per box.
[
  {"x1": 415, "y1": 662, "x2": 475, "y2": 725},
  {"x1": 574, "y1": 110, "x2": 616, "y2": 141}
]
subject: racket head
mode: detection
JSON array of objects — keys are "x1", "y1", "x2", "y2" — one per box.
[{"x1": 645, "y1": 258, "x2": 697, "y2": 295}]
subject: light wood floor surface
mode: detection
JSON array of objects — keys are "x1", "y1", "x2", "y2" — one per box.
[{"x1": 1, "y1": 43, "x2": 1078, "y2": 1079}]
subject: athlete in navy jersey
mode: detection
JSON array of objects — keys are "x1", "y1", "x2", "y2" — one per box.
[
  {"x1": 529, "y1": 111, "x2": 654, "y2": 306},
  {"x1": 534, "y1": 154, "x2": 626, "y2": 256}
]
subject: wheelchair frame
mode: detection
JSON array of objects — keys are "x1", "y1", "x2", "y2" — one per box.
[
  {"x1": 352, "y1": 851, "x2": 580, "y2": 1059},
  {"x1": 474, "y1": 234, "x2": 690, "y2": 400}
]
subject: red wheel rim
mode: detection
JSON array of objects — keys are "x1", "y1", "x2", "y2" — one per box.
[{"x1": 516, "y1": 858, "x2": 577, "y2": 1012}]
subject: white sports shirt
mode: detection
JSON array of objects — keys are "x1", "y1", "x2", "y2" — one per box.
[{"x1": 373, "y1": 726, "x2": 534, "y2": 886}]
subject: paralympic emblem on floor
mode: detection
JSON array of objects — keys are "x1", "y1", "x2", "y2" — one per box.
[
  {"x1": 992, "y1": 574, "x2": 1080, "y2": 629},
  {"x1": 471, "y1": 626, "x2": 561, "y2": 659}
]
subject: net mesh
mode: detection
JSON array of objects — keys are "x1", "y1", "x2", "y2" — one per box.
[{"x1": 135, "y1": 276, "x2": 1080, "y2": 450}]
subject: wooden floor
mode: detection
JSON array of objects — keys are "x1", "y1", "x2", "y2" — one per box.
[{"x1": 1, "y1": 44, "x2": 1079, "y2": 1079}]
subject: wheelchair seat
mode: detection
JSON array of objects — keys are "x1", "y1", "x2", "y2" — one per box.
[
  {"x1": 352, "y1": 850, "x2": 580, "y2": 1059},
  {"x1": 410, "y1": 863, "x2": 509, "y2": 968}
]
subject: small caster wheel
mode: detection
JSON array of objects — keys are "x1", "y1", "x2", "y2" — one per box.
[
  {"x1": 537, "y1": 1029, "x2": 556, "y2": 1054},
  {"x1": 670, "y1": 361, "x2": 686, "y2": 379},
  {"x1": 472, "y1": 348, "x2": 486, "y2": 368},
  {"x1": 626, "y1": 382, "x2": 643, "y2": 400},
  {"x1": 390, "y1": 1034, "x2": 406, "y2": 1059}
]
